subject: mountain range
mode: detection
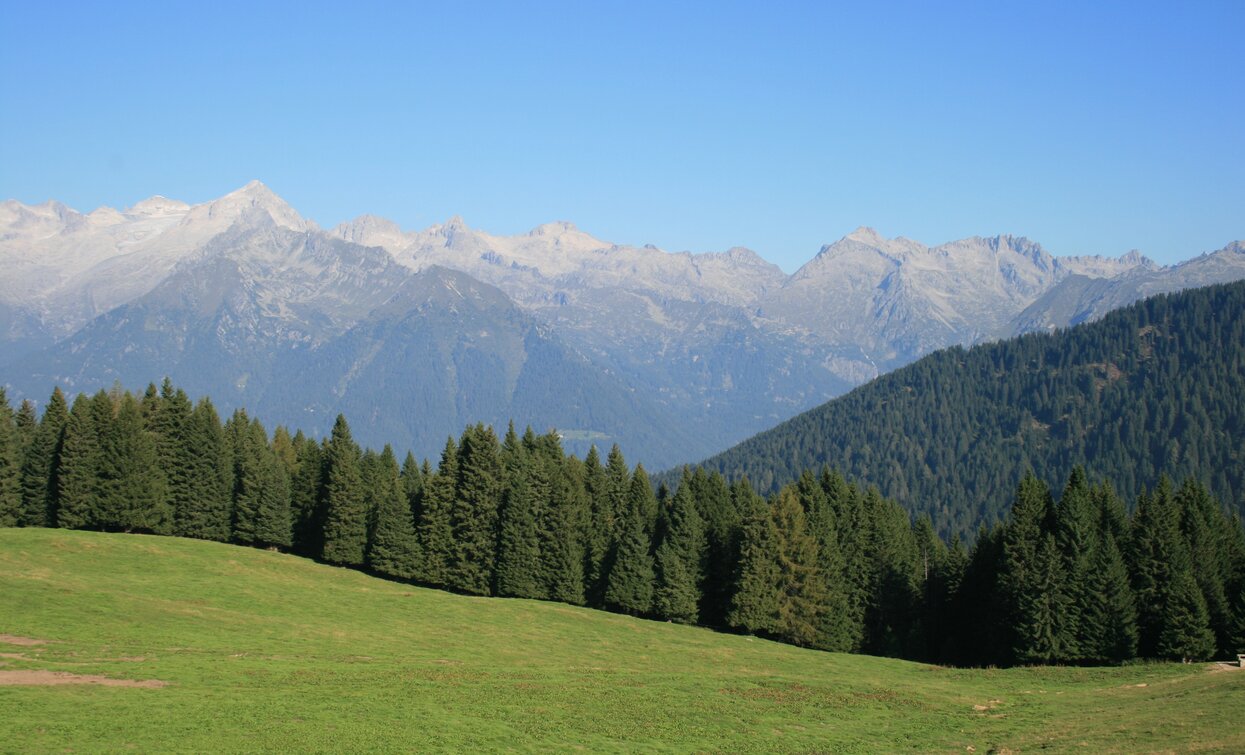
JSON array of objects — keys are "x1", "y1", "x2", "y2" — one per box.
[{"x1": 2, "y1": 181, "x2": 1242, "y2": 467}]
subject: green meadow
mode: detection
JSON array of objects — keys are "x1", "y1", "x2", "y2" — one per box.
[{"x1": 1, "y1": 528, "x2": 1241, "y2": 752}]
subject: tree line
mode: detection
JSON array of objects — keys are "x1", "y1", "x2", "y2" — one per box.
[
  {"x1": 1, "y1": 379, "x2": 1242, "y2": 665},
  {"x1": 684, "y1": 281, "x2": 1245, "y2": 541}
]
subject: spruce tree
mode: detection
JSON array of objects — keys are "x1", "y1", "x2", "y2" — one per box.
[
  {"x1": 798, "y1": 471, "x2": 853, "y2": 651},
  {"x1": 448, "y1": 425, "x2": 502, "y2": 596},
  {"x1": 95, "y1": 392, "x2": 170, "y2": 533},
  {"x1": 770, "y1": 486, "x2": 829, "y2": 648},
  {"x1": 55, "y1": 394, "x2": 102, "y2": 529},
  {"x1": 401, "y1": 451, "x2": 424, "y2": 527},
  {"x1": 290, "y1": 434, "x2": 325, "y2": 556},
  {"x1": 653, "y1": 479, "x2": 705, "y2": 623},
  {"x1": 582, "y1": 445, "x2": 613, "y2": 606},
  {"x1": 729, "y1": 488, "x2": 784, "y2": 638},
  {"x1": 321, "y1": 414, "x2": 368, "y2": 566},
  {"x1": 150, "y1": 381, "x2": 194, "y2": 534},
  {"x1": 1157, "y1": 567, "x2": 1217, "y2": 662},
  {"x1": 414, "y1": 437, "x2": 457, "y2": 586},
  {"x1": 0, "y1": 389, "x2": 19, "y2": 527},
  {"x1": 494, "y1": 465, "x2": 542, "y2": 598},
  {"x1": 19, "y1": 387, "x2": 69, "y2": 527},
  {"x1": 1002, "y1": 472, "x2": 1056, "y2": 662},
  {"x1": 1054, "y1": 467, "x2": 1098, "y2": 661},
  {"x1": 177, "y1": 398, "x2": 232, "y2": 542},
  {"x1": 1015, "y1": 534, "x2": 1073, "y2": 664},
  {"x1": 1082, "y1": 533, "x2": 1138, "y2": 663},
  {"x1": 604, "y1": 466, "x2": 656, "y2": 615},
  {"x1": 1176, "y1": 478, "x2": 1233, "y2": 657},
  {"x1": 1131, "y1": 477, "x2": 1184, "y2": 656},
  {"x1": 538, "y1": 443, "x2": 587, "y2": 605},
  {"x1": 365, "y1": 446, "x2": 417, "y2": 579}
]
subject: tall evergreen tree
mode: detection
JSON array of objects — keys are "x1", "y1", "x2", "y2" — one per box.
[
  {"x1": 19, "y1": 388, "x2": 69, "y2": 527},
  {"x1": 1176, "y1": 478, "x2": 1234, "y2": 656},
  {"x1": 321, "y1": 414, "x2": 368, "y2": 566},
  {"x1": 582, "y1": 445, "x2": 613, "y2": 606},
  {"x1": 604, "y1": 466, "x2": 656, "y2": 616},
  {"x1": 1002, "y1": 472, "x2": 1057, "y2": 663},
  {"x1": 728, "y1": 487, "x2": 784, "y2": 638},
  {"x1": 448, "y1": 425, "x2": 502, "y2": 595},
  {"x1": 287, "y1": 432, "x2": 323, "y2": 555},
  {"x1": 538, "y1": 441, "x2": 587, "y2": 605},
  {"x1": 1157, "y1": 567, "x2": 1217, "y2": 662},
  {"x1": 495, "y1": 464, "x2": 542, "y2": 599},
  {"x1": 176, "y1": 398, "x2": 232, "y2": 542},
  {"x1": 1082, "y1": 533, "x2": 1138, "y2": 663},
  {"x1": 365, "y1": 446, "x2": 417, "y2": 579},
  {"x1": 94, "y1": 393, "x2": 170, "y2": 533},
  {"x1": 54, "y1": 394, "x2": 102, "y2": 529},
  {"x1": 653, "y1": 478, "x2": 706, "y2": 623},
  {"x1": 0, "y1": 389, "x2": 19, "y2": 527},
  {"x1": 797, "y1": 471, "x2": 853, "y2": 651},
  {"x1": 1054, "y1": 467, "x2": 1099, "y2": 661},
  {"x1": 1014, "y1": 534, "x2": 1073, "y2": 664},
  {"x1": 414, "y1": 437, "x2": 458, "y2": 586},
  {"x1": 150, "y1": 380, "x2": 195, "y2": 535}
]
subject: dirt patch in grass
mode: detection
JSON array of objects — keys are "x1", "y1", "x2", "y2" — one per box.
[
  {"x1": 0, "y1": 634, "x2": 47, "y2": 646},
  {"x1": 0, "y1": 670, "x2": 166, "y2": 688}
]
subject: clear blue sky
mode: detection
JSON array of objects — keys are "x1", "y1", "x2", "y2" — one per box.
[{"x1": 1, "y1": 1, "x2": 1241, "y2": 270}]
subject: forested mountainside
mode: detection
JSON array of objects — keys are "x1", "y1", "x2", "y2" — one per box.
[
  {"x1": 682, "y1": 282, "x2": 1245, "y2": 539},
  {"x1": 2, "y1": 380, "x2": 1242, "y2": 667},
  {"x1": 5, "y1": 184, "x2": 1242, "y2": 470}
]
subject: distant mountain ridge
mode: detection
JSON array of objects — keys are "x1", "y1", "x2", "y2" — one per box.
[
  {"x1": 678, "y1": 281, "x2": 1245, "y2": 540},
  {"x1": 2, "y1": 182, "x2": 1242, "y2": 467}
]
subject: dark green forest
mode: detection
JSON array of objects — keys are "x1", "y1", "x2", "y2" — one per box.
[
  {"x1": 681, "y1": 281, "x2": 1245, "y2": 540},
  {"x1": 2, "y1": 378, "x2": 1242, "y2": 666}
]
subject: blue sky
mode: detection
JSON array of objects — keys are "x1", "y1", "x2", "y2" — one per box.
[{"x1": 1, "y1": 1, "x2": 1241, "y2": 270}]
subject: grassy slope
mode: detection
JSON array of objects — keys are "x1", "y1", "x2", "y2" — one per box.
[{"x1": 1, "y1": 529, "x2": 1241, "y2": 753}]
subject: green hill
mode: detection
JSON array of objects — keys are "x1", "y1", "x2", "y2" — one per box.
[
  {"x1": 683, "y1": 282, "x2": 1245, "y2": 538},
  {"x1": 1, "y1": 529, "x2": 1242, "y2": 752}
]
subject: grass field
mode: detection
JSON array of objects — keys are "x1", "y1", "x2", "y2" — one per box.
[{"x1": 1, "y1": 528, "x2": 1242, "y2": 752}]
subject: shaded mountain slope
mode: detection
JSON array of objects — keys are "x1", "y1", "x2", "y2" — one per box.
[{"x1": 682, "y1": 281, "x2": 1245, "y2": 538}]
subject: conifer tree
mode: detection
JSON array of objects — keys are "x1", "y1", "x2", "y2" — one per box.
[
  {"x1": 20, "y1": 387, "x2": 68, "y2": 527},
  {"x1": 1082, "y1": 533, "x2": 1138, "y2": 663},
  {"x1": 414, "y1": 437, "x2": 457, "y2": 586},
  {"x1": 231, "y1": 419, "x2": 270, "y2": 544},
  {"x1": 1002, "y1": 472, "x2": 1056, "y2": 662},
  {"x1": 365, "y1": 446, "x2": 417, "y2": 579},
  {"x1": 150, "y1": 380, "x2": 194, "y2": 535},
  {"x1": 604, "y1": 466, "x2": 656, "y2": 615},
  {"x1": 582, "y1": 445, "x2": 613, "y2": 606},
  {"x1": 177, "y1": 397, "x2": 232, "y2": 542},
  {"x1": 1176, "y1": 478, "x2": 1233, "y2": 656},
  {"x1": 1131, "y1": 477, "x2": 1185, "y2": 656},
  {"x1": 1157, "y1": 567, "x2": 1217, "y2": 662},
  {"x1": 55, "y1": 394, "x2": 102, "y2": 529},
  {"x1": 692, "y1": 467, "x2": 742, "y2": 628},
  {"x1": 770, "y1": 486, "x2": 829, "y2": 648},
  {"x1": 252, "y1": 449, "x2": 293, "y2": 550},
  {"x1": 1015, "y1": 534, "x2": 1073, "y2": 664},
  {"x1": 321, "y1": 414, "x2": 368, "y2": 566},
  {"x1": 1054, "y1": 467, "x2": 1098, "y2": 660},
  {"x1": 0, "y1": 389, "x2": 19, "y2": 526},
  {"x1": 604, "y1": 444, "x2": 634, "y2": 533},
  {"x1": 448, "y1": 425, "x2": 502, "y2": 596},
  {"x1": 653, "y1": 479, "x2": 706, "y2": 623},
  {"x1": 797, "y1": 471, "x2": 853, "y2": 651},
  {"x1": 289, "y1": 433, "x2": 324, "y2": 556},
  {"x1": 538, "y1": 441, "x2": 587, "y2": 605},
  {"x1": 495, "y1": 465, "x2": 542, "y2": 598},
  {"x1": 729, "y1": 488, "x2": 784, "y2": 638},
  {"x1": 401, "y1": 451, "x2": 424, "y2": 527},
  {"x1": 95, "y1": 392, "x2": 170, "y2": 533}
]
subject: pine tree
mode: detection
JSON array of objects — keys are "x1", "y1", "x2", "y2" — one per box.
[
  {"x1": 289, "y1": 434, "x2": 325, "y2": 556},
  {"x1": 1157, "y1": 567, "x2": 1217, "y2": 662},
  {"x1": 94, "y1": 392, "x2": 170, "y2": 533},
  {"x1": 653, "y1": 478, "x2": 705, "y2": 623},
  {"x1": 582, "y1": 445, "x2": 613, "y2": 606},
  {"x1": 231, "y1": 419, "x2": 270, "y2": 544},
  {"x1": 798, "y1": 471, "x2": 853, "y2": 651},
  {"x1": 1131, "y1": 477, "x2": 1184, "y2": 656},
  {"x1": 19, "y1": 388, "x2": 68, "y2": 527},
  {"x1": 495, "y1": 465, "x2": 542, "y2": 598},
  {"x1": 1054, "y1": 467, "x2": 1098, "y2": 661},
  {"x1": 448, "y1": 425, "x2": 502, "y2": 595},
  {"x1": 538, "y1": 441, "x2": 587, "y2": 605},
  {"x1": 729, "y1": 488, "x2": 784, "y2": 637},
  {"x1": 414, "y1": 437, "x2": 457, "y2": 586},
  {"x1": 604, "y1": 466, "x2": 656, "y2": 616},
  {"x1": 401, "y1": 451, "x2": 424, "y2": 528},
  {"x1": 365, "y1": 446, "x2": 417, "y2": 579},
  {"x1": 0, "y1": 389, "x2": 19, "y2": 526},
  {"x1": 1002, "y1": 472, "x2": 1056, "y2": 663},
  {"x1": 1015, "y1": 534, "x2": 1073, "y2": 664},
  {"x1": 770, "y1": 486, "x2": 829, "y2": 648},
  {"x1": 1176, "y1": 478, "x2": 1233, "y2": 657},
  {"x1": 693, "y1": 467, "x2": 742, "y2": 628},
  {"x1": 176, "y1": 398, "x2": 232, "y2": 542},
  {"x1": 55, "y1": 394, "x2": 102, "y2": 529},
  {"x1": 1082, "y1": 534, "x2": 1138, "y2": 663},
  {"x1": 321, "y1": 414, "x2": 368, "y2": 566},
  {"x1": 150, "y1": 380, "x2": 194, "y2": 533}
]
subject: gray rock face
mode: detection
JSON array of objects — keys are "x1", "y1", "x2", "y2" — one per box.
[{"x1": 1, "y1": 182, "x2": 1240, "y2": 467}]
